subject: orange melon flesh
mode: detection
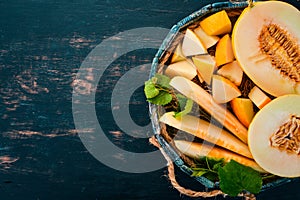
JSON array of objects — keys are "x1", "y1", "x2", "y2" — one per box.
[
  {"x1": 199, "y1": 10, "x2": 232, "y2": 36},
  {"x1": 231, "y1": 98, "x2": 254, "y2": 128},
  {"x1": 232, "y1": 1, "x2": 300, "y2": 97},
  {"x1": 174, "y1": 140, "x2": 266, "y2": 173},
  {"x1": 215, "y1": 34, "x2": 235, "y2": 67},
  {"x1": 248, "y1": 94, "x2": 300, "y2": 177}
]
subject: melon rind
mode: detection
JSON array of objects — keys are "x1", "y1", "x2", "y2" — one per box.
[
  {"x1": 248, "y1": 94, "x2": 300, "y2": 177},
  {"x1": 232, "y1": 1, "x2": 300, "y2": 97}
]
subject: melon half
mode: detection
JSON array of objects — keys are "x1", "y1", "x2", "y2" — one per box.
[
  {"x1": 232, "y1": 1, "x2": 300, "y2": 97},
  {"x1": 248, "y1": 94, "x2": 300, "y2": 177}
]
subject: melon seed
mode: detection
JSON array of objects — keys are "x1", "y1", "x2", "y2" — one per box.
[
  {"x1": 270, "y1": 115, "x2": 300, "y2": 155},
  {"x1": 258, "y1": 23, "x2": 300, "y2": 82}
]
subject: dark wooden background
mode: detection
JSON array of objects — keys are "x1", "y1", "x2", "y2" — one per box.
[{"x1": 0, "y1": 0, "x2": 299, "y2": 199}]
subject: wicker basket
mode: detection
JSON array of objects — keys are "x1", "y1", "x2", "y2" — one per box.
[{"x1": 148, "y1": 0, "x2": 299, "y2": 198}]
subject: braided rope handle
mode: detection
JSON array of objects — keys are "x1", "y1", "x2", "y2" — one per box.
[{"x1": 149, "y1": 136, "x2": 256, "y2": 200}]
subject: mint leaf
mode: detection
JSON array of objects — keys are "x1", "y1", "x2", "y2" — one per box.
[
  {"x1": 154, "y1": 73, "x2": 171, "y2": 88},
  {"x1": 174, "y1": 98, "x2": 193, "y2": 118},
  {"x1": 144, "y1": 80, "x2": 160, "y2": 99},
  {"x1": 147, "y1": 91, "x2": 172, "y2": 105},
  {"x1": 175, "y1": 94, "x2": 187, "y2": 109},
  {"x1": 191, "y1": 157, "x2": 224, "y2": 181},
  {"x1": 144, "y1": 74, "x2": 172, "y2": 105},
  {"x1": 218, "y1": 160, "x2": 262, "y2": 196},
  {"x1": 204, "y1": 157, "x2": 225, "y2": 171},
  {"x1": 191, "y1": 168, "x2": 209, "y2": 177}
]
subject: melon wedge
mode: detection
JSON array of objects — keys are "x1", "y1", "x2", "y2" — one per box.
[
  {"x1": 174, "y1": 140, "x2": 265, "y2": 173},
  {"x1": 193, "y1": 26, "x2": 219, "y2": 49},
  {"x1": 232, "y1": 1, "x2": 300, "y2": 97},
  {"x1": 231, "y1": 98, "x2": 255, "y2": 128},
  {"x1": 212, "y1": 75, "x2": 241, "y2": 104},
  {"x1": 192, "y1": 55, "x2": 216, "y2": 85},
  {"x1": 165, "y1": 60, "x2": 197, "y2": 80},
  {"x1": 199, "y1": 10, "x2": 232, "y2": 36},
  {"x1": 248, "y1": 86, "x2": 271, "y2": 109},
  {"x1": 182, "y1": 28, "x2": 207, "y2": 57},
  {"x1": 215, "y1": 34, "x2": 235, "y2": 67},
  {"x1": 217, "y1": 61, "x2": 243, "y2": 86},
  {"x1": 160, "y1": 112, "x2": 253, "y2": 159},
  {"x1": 169, "y1": 76, "x2": 248, "y2": 143},
  {"x1": 171, "y1": 43, "x2": 185, "y2": 63},
  {"x1": 248, "y1": 94, "x2": 300, "y2": 177}
]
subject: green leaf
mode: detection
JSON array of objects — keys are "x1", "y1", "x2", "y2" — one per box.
[
  {"x1": 174, "y1": 98, "x2": 194, "y2": 118},
  {"x1": 175, "y1": 93, "x2": 187, "y2": 111},
  {"x1": 154, "y1": 73, "x2": 171, "y2": 88},
  {"x1": 218, "y1": 160, "x2": 262, "y2": 196},
  {"x1": 191, "y1": 157, "x2": 224, "y2": 181},
  {"x1": 204, "y1": 157, "x2": 225, "y2": 170},
  {"x1": 191, "y1": 169, "x2": 208, "y2": 177},
  {"x1": 147, "y1": 91, "x2": 172, "y2": 105},
  {"x1": 144, "y1": 80, "x2": 160, "y2": 99}
]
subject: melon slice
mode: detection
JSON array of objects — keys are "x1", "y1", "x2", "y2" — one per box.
[
  {"x1": 199, "y1": 10, "x2": 232, "y2": 36},
  {"x1": 169, "y1": 76, "x2": 248, "y2": 143},
  {"x1": 165, "y1": 60, "x2": 197, "y2": 80},
  {"x1": 248, "y1": 86, "x2": 271, "y2": 109},
  {"x1": 231, "y1": 98, "x2": 255, "y2": 128},
  {"x1": 174, "y1": 140, "x2": 265, "y2": 173},
  {"x1": 193, "y1": 26, "x2": 219, "y2": 49},
  {"x1": 159, "y1": 112, "x2": 253, "y2": 159},
  {"x1": 232, "y1": 1, "x2": 300, "y2": 97},
  {"x1": 182, "y1": 28, "x2": 207, "y2": 57},
  {"x1": 171, "y1": 43, "x2": 185, "y2": 63},
  {"x1": 212, "y1": 75, "x2": 241, "y2": 104},
  {"x1": 215, "y1": 34, "x2": 235, "y2": 67},
  {"x1": 192, "y1": 54, "x2": 216, "y2": 85},
  {"x1": 248, "y1": 94, "x2": 300, "y2": 177},
  {"x1": 217, "y1": 61, "x2": 243, "y2": 86}
]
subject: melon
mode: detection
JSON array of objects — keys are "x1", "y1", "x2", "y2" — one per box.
[
  {"x1": 231, "y1": 98, "x2": 254, "y2": 128},
  {"x1": 165, "y1": 60, "x2": 197, "y2": 80},
  {"x1": 212, "y1": 75, "x2": 241, "y2": 104},
  {"x1": 232, "y1": 1, "x2": 300, "y2": 97},
  {"x1": 174, "y1": 140, "x2": 265, "y2": 173},
  {"x1": 171, "y1": 43, "x2": 185, "y2": 63},
  {"x1": 199, "y1": 10, "x2": 232, "y2": 36},
  {"x1": 248, "y1": 94, "x2": 300, "y2": 177}
]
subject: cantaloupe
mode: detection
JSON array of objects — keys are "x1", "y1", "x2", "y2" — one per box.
[
  {"x1": 215, "y1": 34, "x2": 235, "y2": 67},
  {"x1": 199, "y1": 10, "x2": 232, "y2": 36},
  {"x1": 232, "y1": 1, "x2": 300, "y2": 97},
  {"x1": 231, "y1": 98, "x2": 254, "y2": 128},
  {"x1": 248, "y1": 94, "x2": 300, "y2": 177}
]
